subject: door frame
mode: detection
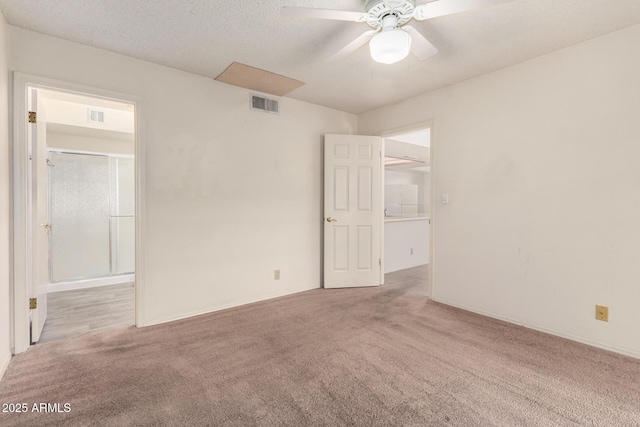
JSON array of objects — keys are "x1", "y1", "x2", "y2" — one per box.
[
  {"x1": 11, "y1": 72, "x2": 146, "y2": 354},
  {"x1": 376, "y1": 120, "x2": 434, "y2": 297}
]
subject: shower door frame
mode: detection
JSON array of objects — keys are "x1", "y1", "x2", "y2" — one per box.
[
  {"x1": 12, "y1": 72, "x2": 146, "y2": 354},
  {"x1": 47, "y1": 149, "x2": 136, "y2": 284}
]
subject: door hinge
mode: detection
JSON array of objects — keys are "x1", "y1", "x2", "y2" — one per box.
[
  {"x1": 29, "y1": 298, "x2": 37, "y2": 310},
  {"x1": 28, "y1": 111, "x2": 36, "y2": 123},
  {"x1": 379, "y1": 258, "x2": 381, "y2": 266}
]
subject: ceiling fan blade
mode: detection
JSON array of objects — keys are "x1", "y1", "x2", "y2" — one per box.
[
  {"x1": 414, "y1": 0, "x2": 513, "y2": 21},
  {"x1": 403, "y1": 26, "x2": 438, "y2": 60},
  {"x1": 281, "y1": 6, "x2": 368, "y2": 22},
  {"x1": 330, "y1": 30, "x2": 377, "y2": 61}
]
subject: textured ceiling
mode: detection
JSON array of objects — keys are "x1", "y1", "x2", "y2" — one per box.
[{"x1": 2, "y1": 0, "x2": 640, "y2": 114}]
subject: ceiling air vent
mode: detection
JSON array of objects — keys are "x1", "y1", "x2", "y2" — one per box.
[
  {"x1": 250, "y1": 94, "x2": 279, "y2": 115},
  {"x1": 87, "y1": 108, "x2": 105, "y2": 124}
]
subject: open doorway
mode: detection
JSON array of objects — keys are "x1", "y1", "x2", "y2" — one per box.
[
  {"x1": 21, "y1": 86, "x2": 136, "y2": 345},
  {"x1": 383, "y1": 127, "x2": 431, "y2": 295}
]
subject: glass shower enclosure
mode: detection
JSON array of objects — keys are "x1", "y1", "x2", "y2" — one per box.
[{"x1": 49, "y1": 151, "x2": 135, "y2": 283}]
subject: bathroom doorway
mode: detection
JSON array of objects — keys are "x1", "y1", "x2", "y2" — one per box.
[{"x1": 29, "y1": 87, "x2": 135, "y2": 344}]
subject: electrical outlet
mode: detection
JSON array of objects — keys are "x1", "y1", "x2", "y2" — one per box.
[
  {"x1": 595, "y1": 305, "x2": 609, "y2": 322},
  {"x1": 274, "y1": 270, "x2": 280, "y2": 280}
]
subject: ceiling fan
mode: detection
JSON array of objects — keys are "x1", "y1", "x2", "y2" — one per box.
[{"x1": 282, "y1": 0, "x2": 512, "y2": 64}]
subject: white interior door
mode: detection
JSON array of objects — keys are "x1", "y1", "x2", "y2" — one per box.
[
  {"x1": 29, "y1": 88, "x2": 49, "y2": 342},
  {"x1": 324, "y1": 134, "x2": 382, "y2": 288}
]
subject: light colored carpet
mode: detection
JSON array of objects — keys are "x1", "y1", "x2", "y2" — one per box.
[{"x1": 1, "y1": 266, "x2": 639, "y2": 426}]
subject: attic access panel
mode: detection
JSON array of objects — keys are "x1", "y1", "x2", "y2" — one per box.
[{"x1": 215, "y1": 62, "x2": 305, "y2": 97}]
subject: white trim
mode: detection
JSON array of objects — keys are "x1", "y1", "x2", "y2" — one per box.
[
  {"x1": 12, "y1": 74, "x2": 29, "y2": 355},
  {"x1": 48, "y1": 274, "x2": 134, "y2": 293},
  {"x1": 143, "y1": 285, "x2": 319, "y2": 328},
  {"x1": 429, "y1": 122, "x2": 435, "y2": 300},
  {"x1": 0, "y1": 351, "x2": 11, "y2": 381},
  {"x1": 134, "y1": 89, "x2": 146, "y2": 328},
  {"x1": 376, "y1": 120, "x2": 434, "y2": 139},
  {"x1": 11, "y1": 72, "x2": 145, "y2": 353},
  {"x1": 432, "y1": 297, "x2": 640, "y2": 360},
  {"x1": 380, "y1": 139, "x2": 385, "y2": 285},
  {"x1": 377, "y1": 120, "x2": 434, "y2": 298}
]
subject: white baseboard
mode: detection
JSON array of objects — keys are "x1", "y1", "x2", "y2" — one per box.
[
  {"x1": 0, "y1": 350, "x2": 11, "y2": 381},
  {"x1": 432, "y1": 297, "x2": 640, "y2": 360},
  {"x1": 48, "y1": 274, "x2": 135, "y2": 293},
  {"x1": 140, "y1": 284, "x2": 320, "y2": 328}
]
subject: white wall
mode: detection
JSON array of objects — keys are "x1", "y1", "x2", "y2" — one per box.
[
  {"x1": 9, "y1": 27, "x2": 357, "y2": 326},
  {"x1": 42, "y1": 97, "x2": 134, "y2": 134},
  {"x1": 47, "y1": 132, "x2": 134, "y2": 155},
  {"x1": 0, "y1": 11, "x2": 11, "y2": 378},
  {"x1": 385, "y1": 220, "x2": 430, "y2": 273},
  {"x1": 360, "y1": 23, "x2": 640, "y2": 358}
]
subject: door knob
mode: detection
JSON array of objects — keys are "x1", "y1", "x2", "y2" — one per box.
[
  {"x1": 41, "y1": 223, "x2": 51, "y2": 229},
  {"x1": 326, "y1": 217, "x2": 338, "y2": 222}
]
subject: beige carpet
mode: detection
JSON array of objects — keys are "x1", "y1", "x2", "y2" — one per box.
[{"x1": 1, "y1": 271, "x2": 639, "y2": 426}]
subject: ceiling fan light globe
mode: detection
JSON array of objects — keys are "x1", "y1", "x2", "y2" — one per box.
[{"x1": 369, "y1": 29, "x2": 412, "y2": 64}]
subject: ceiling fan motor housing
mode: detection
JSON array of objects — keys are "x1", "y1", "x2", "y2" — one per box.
[{"x1": 365, "y1": 0, "x2": 416, "y2": 28}]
